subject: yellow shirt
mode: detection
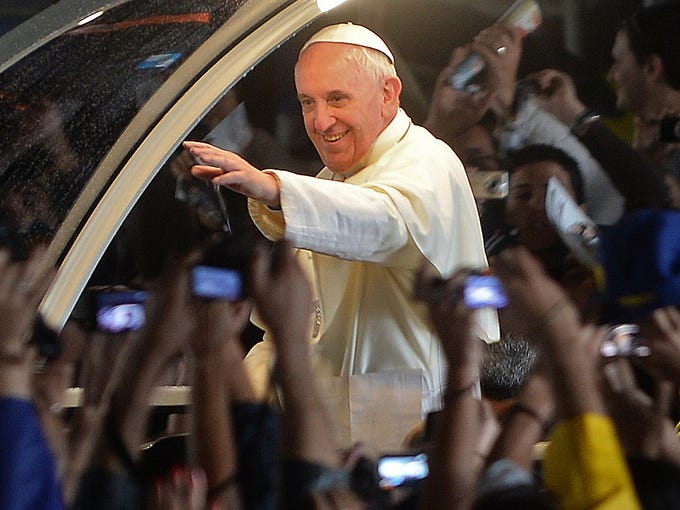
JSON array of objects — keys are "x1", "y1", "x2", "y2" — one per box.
[{"x1": 544, "y1": 413, "x2": 642, "y2": 510}]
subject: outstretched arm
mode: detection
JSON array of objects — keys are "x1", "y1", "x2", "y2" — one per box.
[{"x1": 183, "y1": 141, "x2": 281, "y2": 207}]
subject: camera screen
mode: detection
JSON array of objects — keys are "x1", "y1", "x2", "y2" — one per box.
[
  {"x1": 464, "y1": 275, "x2": 508, "y2": 309},
  {"x1": 600, "y1": 324, "x2": 650, "y2": 358},
  {"x1": 378, "y1": 453, "x2": 429, "y2": 489},
  {"x1": 96, "y1": 290, "x2": 147, "y2": 334},
  {"x1": 192, "y1": 265, "x2": 243, "y2": 301}
]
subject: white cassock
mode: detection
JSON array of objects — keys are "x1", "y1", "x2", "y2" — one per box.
[{"x1": 244, "y1": 109, "x2": 499, "y2": 439}]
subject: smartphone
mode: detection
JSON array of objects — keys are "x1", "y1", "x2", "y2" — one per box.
[
  {"x1": 600, "y1": 324, "x2": 650, "y2": 358},
  {"x1": 95, "y1": 290, "x2": 148, "y2": 334},
  {"x1": 469, "y1": 171, "x2": 509, "y2": 200},
  {"x1": 191, "y1": 265, "x2": 244, "y2": 301},
  {"x1": 464, "y1": 274, "x2": 508, "y2": 309},
  {"x1": 378, "y1": 453, "x2": 429, "y2": 490}
]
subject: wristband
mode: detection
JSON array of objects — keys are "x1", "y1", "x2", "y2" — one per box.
[
  {"x1": 504, "y1": 403, "x2": 550, "y2": 435},
  {"x1": 570, "y1": 109, "x2": 601, "y2": 137},
  {"x1": 443, "y1": 381, "x2": 476, "y2": 403}
]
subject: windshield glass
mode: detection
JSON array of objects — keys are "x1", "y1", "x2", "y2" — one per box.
[{"x1": 0, "y1": 0, "x2": 247, "y2": 256}]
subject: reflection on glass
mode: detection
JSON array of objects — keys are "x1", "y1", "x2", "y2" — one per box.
[{"x1": 0, "y1": 0, "x2": 247, "y2": 250}]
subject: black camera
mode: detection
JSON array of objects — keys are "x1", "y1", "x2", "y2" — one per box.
[
  {"x1": 71, "y1": 287, "x2": 148, "y2": 333},
  {"x1": 192, "y1": 265, "x2": 244, "y2": 301},
  {"x1": 191, "y1": 234, "x2": 253, "y2": 301},
  {"x1": 600, "y1": 323, "x2": 650, "y2": 358},
  {"x1": 659, "y1": 117, "x2": 680, "y2": 143}
]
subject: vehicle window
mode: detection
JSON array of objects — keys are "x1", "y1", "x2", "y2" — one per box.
[{"x1": 0, "y1": 0, "x2": 247, "y2": 255}]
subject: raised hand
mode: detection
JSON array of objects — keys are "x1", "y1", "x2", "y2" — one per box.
[
  {"x1": 183, "y1": 141, "x2": 280, "y2": 206},
  {"x1": 527, "y1": 68, "x2": 586, "y2": 127},
  {"x1": 425, "y1": 46, "x2": 496, "y2": 142},
  {"x1": 0, "y1": 247, "x2": 54, "y2": 361},
  {"x1": 471, "y1": 22, "x2": 522, "y2": 114}
]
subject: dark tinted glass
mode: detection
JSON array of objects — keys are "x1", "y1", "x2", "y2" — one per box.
[{"x1": 0, "y1": 0, "x2": 246, "y2": 254}]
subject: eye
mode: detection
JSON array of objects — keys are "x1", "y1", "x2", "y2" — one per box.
[
  {"x1": 299, "y1": 97, "x2": 314, "y2": 110},
  {"x1": 328, "y1": 93, "x2": 348, "y2": 106},
  {"x1": 510, "y1": 190, "x2": 532, "y2": 203}
]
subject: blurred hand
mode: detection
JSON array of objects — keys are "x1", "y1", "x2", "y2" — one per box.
[
  {"x1": 425, "y1": 46, "x2": 496, "y2": 141},
  {"x1": 250, "y1": 241, "x2": 313, "y2": 346},
  {"x1": 143, "y1": 253, "x2": 202, "y2": 357},
  {"x1": 0, "y1": 247, "x2": 54, "y2": 358},
  {"x1": 58, "y1": 323, "x2": 135, "y2": 504},
  {"x1": 311, "y1": 486, "x2": 366, "y2": 510},
  {"x1": 491, "y1": 247, "x2": 581, "y2": 345},
  {"x1": 413, "y1": 262, "x2": 481, "y2": 367},
  {"x1": 183, "y1": 141, "x2": 280, "y2": 206},
  {"x1": 191, "y1": 298, "x2": 251, "y2": 359},
  {"x1": 603, "y1": 357, "x2": 680, "y2": 465},
  {"x1": 527, "y1": 69, "x2": 586, "y2": 127},
  {"x1": 471, "y1": 22, "x2": 522, "y2": 115},
  {"x1": 151, "y1": 467, "x2": 210, "y2": 510},
  {"x1": 640, "y1": 306, "x2": 680, "y2": 383}
]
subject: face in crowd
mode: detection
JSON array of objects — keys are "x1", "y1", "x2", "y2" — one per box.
[
  {"x1": 294, "y1": 42, "x2": 402, "y2": 176},
  {"x1": 505, "y1": 159, "x2": 578, "y2": 252},
  {"x1": 608, "y1": 29, "x2": 650, "y2": 116}
]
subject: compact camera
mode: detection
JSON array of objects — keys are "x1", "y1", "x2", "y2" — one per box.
[
  {"x1": 191, "y1": 265, "x2": 244, "y2": 301},
  {"x1": 190, "y1": 233, "x2": 253, "y2": 301},
  {"x1": 95, "y1": 290, "x2": 148, "y2": 333},
  {"x1": 464, "y1": 274, "x2": 509, "y2": 309},
  {"x1": 71, "y1": 287, "x2": 148, "y2": 333},
  {"x1": 600, "y1": 323, "x2": 650, "y2": 358},
  {"x1": 377, "y1": 453, "x2": 429, "y2": 490}
]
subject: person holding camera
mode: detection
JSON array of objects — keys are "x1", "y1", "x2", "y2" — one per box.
[{"x1": 184, "y1": 23, "x2": 499, "y2": 422}]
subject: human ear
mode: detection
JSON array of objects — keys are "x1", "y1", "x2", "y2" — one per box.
[
  {"x1": 644, "y1": 54, "x2": 665, "y2": 84},
  {"x1": 382, "y1": 76, "x2": 402, "y2": 106}
]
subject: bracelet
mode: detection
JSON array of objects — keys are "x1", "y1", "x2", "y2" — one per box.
[
  {"x1": 443, "y1": 381, "x2": 476, "y2": 403},
  {"x1": 504, "y1": 403, "x2": 549, "y2": 433},
  {"x1": 570, "y1": 109, "x2": 601, "y2": 137}
]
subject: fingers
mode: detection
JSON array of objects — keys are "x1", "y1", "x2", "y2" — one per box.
[
  {"x1": 473, "y1": 22, "x2": 519, "y2": 56},
  {"x1": 652, "y1": 307, "x2": 680, "y2": 347},
  {"x1": 0, "y1": 245, "x2": 54, "y2": 307},
  {"x1": 190, "y1": 165, "x2": 223, "y2": 181},
  {"x1": 447, "y1": 45, "x2": 472, "y2": 69},
  {"x1": 249, "y1": 243, "x2": 272, "y2": 304}
]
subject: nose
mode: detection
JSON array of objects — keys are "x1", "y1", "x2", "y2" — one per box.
[{"x1": 313, "y1": 102, "x2": 335, "y2": 132}]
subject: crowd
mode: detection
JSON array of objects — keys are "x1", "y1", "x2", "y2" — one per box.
[{"x1": 2, "y1": 1, "x2": 680, "y2": 509}]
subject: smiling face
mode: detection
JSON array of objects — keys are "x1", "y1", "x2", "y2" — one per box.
[
  {"x1": 294, "y1": 42, "x2": 401, "y2": 175},
  {"x1": 505, "y1": 160, "x2": 577, "y2": 252}
]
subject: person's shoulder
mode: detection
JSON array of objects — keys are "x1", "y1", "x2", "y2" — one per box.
[{"x1": 406, "y1": 123, "x2": 458, "y2": 152}]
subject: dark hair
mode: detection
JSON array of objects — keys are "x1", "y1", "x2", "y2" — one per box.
[
  {"x1": 622, "y1": 3, "x2": 680, "y2": 89},
  {"x1": 504, "y1": 144, "x2": 585, "y2": 205}
]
